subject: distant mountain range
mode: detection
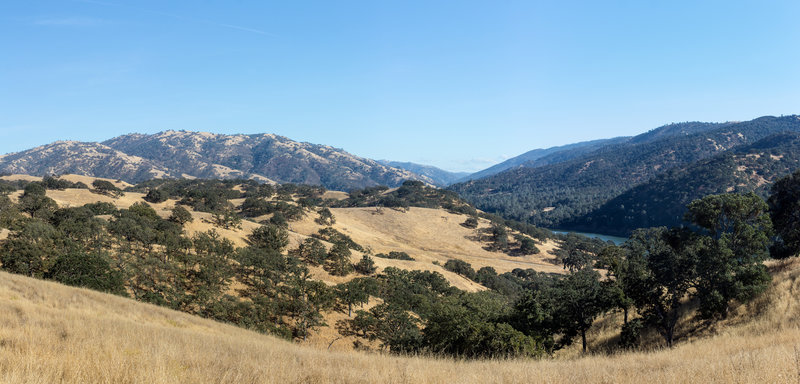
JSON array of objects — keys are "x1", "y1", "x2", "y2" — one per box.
[
  {"x1": 3, "y1": 115, "x2": 800, "y2": 236},
  {"x1": 0, "y1": 131, "x2": 437, "y2": 191},
  {"x1": 377, "y1": 160, "x2": 470, "y2": 187},
  {"x1": 457, "y1": 137, "x2": 630, "y2": 183},
  {"x1": 449, "y1": 115, "x2": 800, "y2": 235}
]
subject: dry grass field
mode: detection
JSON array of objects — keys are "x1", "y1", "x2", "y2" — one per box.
[
  {"x1": 0, "y1": 257, "x2": 799, "y2": 383},
  {"x1": 5, "y1": 175, "x2": 798, "y2": 382}
]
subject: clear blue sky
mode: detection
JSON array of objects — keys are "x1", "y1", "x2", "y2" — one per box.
[{"x1": 1, "y1": 1, "x2": 798, "y2": 172}]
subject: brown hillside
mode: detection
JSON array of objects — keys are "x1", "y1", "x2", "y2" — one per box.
[{"x1": 1, "y1": 257, "x2": 799, "y2": 383}]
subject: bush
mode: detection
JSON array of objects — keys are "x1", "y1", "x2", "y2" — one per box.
[
  {"x1": 374, "y1": 251, "x2": 414, "y2": 261},
  {"x1": 619, "y1": 319, "x2": 643, "y2": 349},
  {"x1": 462, "y1": 217, "x2": 479, "y2": 229}
]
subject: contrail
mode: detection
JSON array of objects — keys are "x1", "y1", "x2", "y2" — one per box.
[{"x1": 73, "y1": 0, "x2": 275, "y2": 36}]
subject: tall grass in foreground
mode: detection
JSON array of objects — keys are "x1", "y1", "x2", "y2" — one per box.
[{"x1": 1, "y1": 258, "x2": 800, "y2": 383}]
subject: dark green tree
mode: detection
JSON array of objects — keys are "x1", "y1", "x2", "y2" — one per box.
[
  {"x1": 334, "y1": 277, "x2": 376, "y2": 316},
  {"x1": 515, "y1": 234, "x2": 540, "y2": 255},
  {"x1": 46, "y1": 251, "x2": 126, "y2": 295},
  {"x1": 325, "y1": 242, "x2": 354, "y2": 276},
  {"x1": 168, "y1": 205, "x2": 194, "y2": 225},
  {"x1": 292, "y1": 238, "x2": 328, "y2": 266},
  {"x1": 443, "y1": 259, "x2": 476, "y2": 280},
  {"x1": 548, "y1": 268, "x2": 611, "y2": 353},
  {"x1": 285, "y1": 265, "x2": 335, "y2": 340},
  {"x1": 92, "y1": 180, "x2": 123, "y2": 197},
  {"x1": 247, "y1": 224, "x2": 289, "y2": 251},
  {"x1": 685, "y1": 192, "x2": 772, "y2": 319},
  {"x1": 624, "y1": 227, "x2": 699, "y2": 348},
  {"x1": 315, "y1": 207, "x2": 335, "y2": 226},
  {"x1": 144, "y1": 188, "x2": 169, "y2": 203},
  {"x1": 20, "y1": 182, "x2": 58, "y2": 220},
  {"x1": 462, "y1": 216, "x2": 479, "y2": 229},
  {"x1": 0, "y1": 220, "x2": 62, "y2": 277},
  {"x1": 489, "y1": 223, "x2": 508, "y2": 251},
  {"x1": 768, "y1": 170, "x2": 800, "y2": 258},
  {"x1": 354, "y1": 254, "x2": 377, "y2": 275}
]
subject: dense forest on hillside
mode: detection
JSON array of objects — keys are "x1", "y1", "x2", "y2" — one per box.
[
  {"x1": 450, "y1": 116, "x2": 800, "y2": 231},
  {"x1": 567, "y1": 132, "x2": 800, "y2": 236}
]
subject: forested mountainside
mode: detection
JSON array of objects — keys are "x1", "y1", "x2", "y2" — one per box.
[
  {"x1": 450, "y1": 115, "x2": 800, "y2": 231},
  {"x1": 564, "y1": 131, "x2": 800, "y2": 235},
  {"x1": 377, "y1": 160, "x2": 469, "y2": 187},
  {"x1": 0, "y1": 131, "x2": 433, "y2": 190},
  {"x1": 459, "y1": 137, "x2": 630, "y2": 182}
]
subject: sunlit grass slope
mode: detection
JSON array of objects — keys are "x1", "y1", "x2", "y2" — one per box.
[{"x1": 2, "y1": 257, "x2": 800, "y2": 383}]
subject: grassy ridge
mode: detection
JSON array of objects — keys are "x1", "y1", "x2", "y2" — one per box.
[{"x1": 1, "y1": 257, "x2": 799, "y2": 383}]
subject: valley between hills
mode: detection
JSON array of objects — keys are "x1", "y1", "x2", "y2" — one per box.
[{"x1": 1, "y1": 115, "x2": 800, "y2": 383}]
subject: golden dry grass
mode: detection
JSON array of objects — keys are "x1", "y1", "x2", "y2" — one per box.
[{"x1": 2, "y1": 257, "x2": 800, "y2": 383}]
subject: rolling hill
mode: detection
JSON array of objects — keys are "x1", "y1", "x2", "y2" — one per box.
[
  {"x1": 1, "y1": 249, "x2": 798, "y2": 383},
  {"x1": 0, "y1": 175, "x2": 567, "y2": 351}
]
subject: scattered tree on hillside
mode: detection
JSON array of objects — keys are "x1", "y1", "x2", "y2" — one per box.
[
  {"x1": 515, "y1": 234, "x2": 540, "y2": 255},
  {"x1": 92, "y1": 180, "x2": 123, "y2": 197},
  {"x1": 315, "y1": 207, "x2": 335, "y2": 226},
  {"x1": 325, "y1": 242, "x2": 354, "y2": 276},
  {"x1": 211, "y1": 208, "x2": 242, "y2": 230},
  {"x1": 547, "y1": 268, "x2": 612, "y2": 353},
  {"x1": 623, "y1": 227, "x2": 700, "y2": 348},
  {"x1": 354, "y1": 254, "x2": 377, "y2": 275},
  {"x1": 489, "y1": 223, "x2": 509, "y2": 251},
  {"x1": 144, "y1": 188, "x2": 169, "y2": 203},
  {"x1": 443, "y1": 259, "x2": 476, "y2": 280},
  {"x1": 285, "y1": 266, "x2": 335, "y2": 340},
  {"x1": 291, "y1": 238, "x2": 327, "y2": 266},
  {"x1": 20, "y1": 182, "x2": 58, "y2": 220},
  {"x1": 334, "y1": 277, "x2": 377, "y2": 317},
  {"x1": 169, "y1": 205, "x2": 194, "y2": 225},
  {"x1": 462, "y1": 216, "x2": 479, "y2": 229}
]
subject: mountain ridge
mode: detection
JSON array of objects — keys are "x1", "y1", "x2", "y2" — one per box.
[
  {"x1": 0, "y1": 130, "x2": 436, "y2": 190},
  {"x1": 450, "y1": 115, "x2": 800, "y2": 231}
]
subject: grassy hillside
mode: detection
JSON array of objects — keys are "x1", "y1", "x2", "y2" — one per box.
[
  {"x1": 0, "y1": 175, "x2": 570, "y2": 352},
  {"x1": 1, "y1": 256, "x2": 799, "y2": 383},
  {"x1": 0, "y1": 178, "x2": 563, "y2": 288}
]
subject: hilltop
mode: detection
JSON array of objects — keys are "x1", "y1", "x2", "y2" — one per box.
[{"x1": 0, "y1": 131, "x2": 437, "y2": 190}]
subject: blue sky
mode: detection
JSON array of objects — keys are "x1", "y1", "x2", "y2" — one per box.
[{"x1": 1, "y1": 1, "x2": 798, "y2": 172}]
